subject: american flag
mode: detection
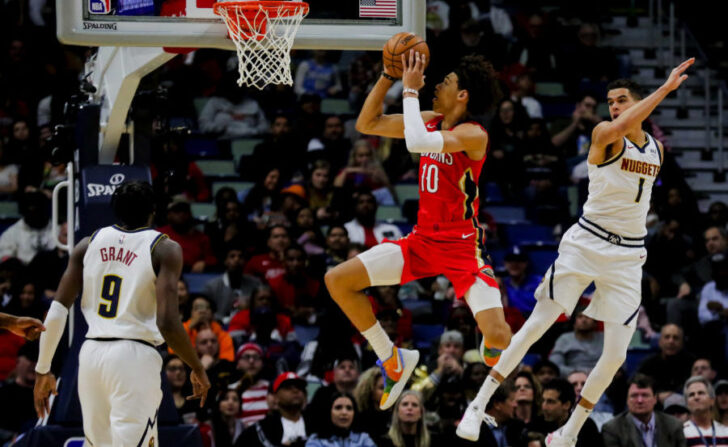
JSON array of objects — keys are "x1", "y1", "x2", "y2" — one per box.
[{"x1": 359, "y1": 0, "x2": 397, "y2": 18}]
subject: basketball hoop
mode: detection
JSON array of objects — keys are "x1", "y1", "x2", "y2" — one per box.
[{"x1": 213, "y1": 1, "x2": 309, "y2": 90}]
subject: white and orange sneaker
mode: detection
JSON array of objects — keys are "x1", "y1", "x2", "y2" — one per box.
[{"x1": 376, "y1": 346, "x2": 420, "y2": 410}]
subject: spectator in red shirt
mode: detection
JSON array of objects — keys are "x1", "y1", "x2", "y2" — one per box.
[
  {"x1": 229, "y1": 285, "x2": 295, "y2": 342},
  {"x1": 158, "y1": 197, "x2": 218, "y2": 272},
  {"x1": 267, "y1": 245, "x2": 320, "y2": 323},
  {"x1": 244, "y1": 225, "x2": 290, "y2": 281}
]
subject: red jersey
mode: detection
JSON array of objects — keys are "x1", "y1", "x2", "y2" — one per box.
[{"x1": 417, "y1": 116, "x2": 487, "y2": 225}]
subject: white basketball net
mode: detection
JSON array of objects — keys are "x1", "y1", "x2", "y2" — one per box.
[{"x1": 214, "y1": 1, "x2": 309, "y2": 90}]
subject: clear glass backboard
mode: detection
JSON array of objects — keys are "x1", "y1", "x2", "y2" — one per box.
[{"x1": 57, "y1": 0, "x2": 425, "y2": 50}]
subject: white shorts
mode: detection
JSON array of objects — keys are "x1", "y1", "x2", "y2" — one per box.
[
  {"x1": 78, "y1": 339, "x2": 163, "y2": 447},
  {"x1": 534, "y1": 223, "x2": 646, "y2": 326}
]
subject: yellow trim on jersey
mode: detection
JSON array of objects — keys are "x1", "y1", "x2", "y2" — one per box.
[
  {"x1": 98, "y1": 274, "x2": 123, "y2": 319},
  {"x1": 150, "y1": 234, "x2": 169, "y2": 254},
  {"x1": 472, "y1": 218, "x2": 485, "y2": 270},
  {"x1": 458, "y1": 168, "x2": 478, "y2": 220}
]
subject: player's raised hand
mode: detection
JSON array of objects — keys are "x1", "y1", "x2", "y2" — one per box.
[
  {"x1": 401, "y1": 50, "x2": 426, "y2": 91},
  {"x1": 188, "y1": 368, "x2": 211, "y2": 408},
  {"x1": 8, "y1": 316, "x2": 45, "y2": 341},
  {"x1": 33, "y1": 372, "x2": 57, "y2": 419},
  {"x1": 663, "y1": 57, "x2": 695, "y2": 91}
]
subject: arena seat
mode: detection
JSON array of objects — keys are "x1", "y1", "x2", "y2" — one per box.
[
  {"x1": 294, "y1": 325, "x2": 320, "y2": 346},
  {"x1": 376, "y1": 205, "x2": 404, "y2": 222},
  {"x1": 191, "y1": 202, "x2": 217, "y2": 221},
  {"x1": 483, "y1": 182, "x2": 504, "y2": 203},
  {"x1": 0, "y1": 201, "x2": 20, "y2": 219},
  {"x1": 211, "y1": 181, "x2": 254, "y2": 198},
  {"x1": 231, "y1": 138, "x2": 262, "y2": 167},
  {"x1": 184, "y1": 137, "x2": 220, "y2": 158},
  {"x1": 183, "y1": 273, "x2": 218, "y2": 295},
  {"x1": 401, "y1": 299, "x2": 433, "y2": 321},
  {"x1": 321, "y1": 98, "x2": 352, "y2": 115},
  {"x1": 624, "y1": 348, "x2": 653, "y2": 378},
  {"x1": 485, "y1": 205, "x2": 527, "y2": 224},
  {"x1": 503, "y1": 223, "x2": 555, "y2": 246},
  {"x1": 195, "y1": 159, "x2": 236, "y2": 177},
  {"x1": 527, "y1": 250, "x2": 559, "y2": 274},
  {"x1": 394, "y1": 184, "x2": 419, "y2": 202},
  {"x1": 412, "y1": 324, "x2": 445, "y2": 350}
]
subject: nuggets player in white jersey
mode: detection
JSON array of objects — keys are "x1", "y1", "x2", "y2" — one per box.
[
  {"x1": 457, "y1": 58, "x2": 696, "y2": 445},
  {"x1": 33, "y1": 181, "x2": 211, "y2": 447}
]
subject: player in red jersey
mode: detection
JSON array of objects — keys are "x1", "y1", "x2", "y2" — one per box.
[{"x1": 325, "y1": 50, "x2": 511, "y2": 411}]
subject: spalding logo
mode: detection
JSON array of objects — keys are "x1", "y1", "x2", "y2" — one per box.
[{"x1": 87, "y1": 173, "x2": 126, "y2": 197}]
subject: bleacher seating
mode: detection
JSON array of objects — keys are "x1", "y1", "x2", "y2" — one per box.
[
  {"x1": 412, "y1": 324, "x2": 445, "y2": 351},
  {"x1": 191, "y1": 202, "x2": 217, "y2": 221},
  {"x1": 485, "y1": 205, "x2": 528, "y2": 224},
  {"x1": 376, "y1": 205, "x2": 404, "y2": 222},
  {"x1": 211, "y1": 181, "x2": 255, "y2": 198},
  {"x1": 195, "y1": 160, "x2": 236, "y2": 177},
  {"x1": 527, "y1": 250, "x2": 559, "y2": 274},
  {"x1": 183, "y1": 273, "x2": 218, "y2": 295},
  {"x1": 394, "y1": 183, "x2": 419, "y2": 203},
  {"x1": 0, "y1": 201, "x2": 19, "y2": 219},
  {"x1": 231, "y1": 138, "x2": 262, "y2": 168},
  {"x1": 503, "y1": 223, "x2": 556, "y2": 246},
  {"x1": 320, "y1": 98, "x2": 353, "y2": 115}
]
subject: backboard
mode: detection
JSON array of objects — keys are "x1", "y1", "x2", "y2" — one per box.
[{"x1": 57, "y1": 0, "x2": 425, "y2": 50}]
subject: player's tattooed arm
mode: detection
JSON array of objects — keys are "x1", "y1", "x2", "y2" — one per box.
[
  {"x1": 153, "y1": 238, "x2": 211, "y2": 407},
  {"x1": 590, "y1": 58, "x2": 694, "y2": 163}
]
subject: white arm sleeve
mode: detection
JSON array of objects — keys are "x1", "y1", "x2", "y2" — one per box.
[
  {"x1": 403, "y1": 97, "x2": 444, "y2": 153},
  {"x1": 35, "y1": 300, "x2": 69, "y2": 374}
]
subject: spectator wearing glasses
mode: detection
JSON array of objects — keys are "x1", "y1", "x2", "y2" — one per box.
[
  {"x1": 164, "y1": 355, "x2": 199, "y2": 423},
  {"x1": 231, "y1": 343, "x2": 270, "y2": 427}
]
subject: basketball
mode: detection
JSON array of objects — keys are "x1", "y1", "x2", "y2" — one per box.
[{"x1": 382, "y1": 32, "x2": 430, "y2": 79}]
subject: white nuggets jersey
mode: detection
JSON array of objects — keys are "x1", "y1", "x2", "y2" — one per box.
[
  {"x1": 82, "y1": 225, "x2": 167, "y2": 345},
  {"x1": 582, "y1": 132, "x2": 662, "y2": 238}
]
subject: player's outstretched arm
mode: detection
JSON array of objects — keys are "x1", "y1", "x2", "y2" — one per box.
[
  {"x1": 401, "y1": 51, "x2": 487, "y2": 159},
  {"x1": 34, "y1": 237, "x2": 89, "y2": 419},
  {"x1": 591, "y1": 58, "x2": 695, "y2": 157},
  {"x1": 0, "y1": 312, "x2": 45, "y2": 340},
  {"x1": 153, "y1": 238, "x2": 210, "y2": 407}
]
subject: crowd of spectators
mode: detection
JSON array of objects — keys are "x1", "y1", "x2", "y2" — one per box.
[{"x1": 2, "y1": 0, "x2": 728, "y2": 446}]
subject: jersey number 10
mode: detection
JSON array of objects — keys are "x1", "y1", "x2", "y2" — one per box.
[
  {"x1": 420, "y1": 164, "x2": 439, "y2": 193},
  {"x1": 98, "y1": 275, "x2": 122, "y2": 319}
]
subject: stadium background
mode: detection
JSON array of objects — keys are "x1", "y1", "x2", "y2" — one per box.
[{"x1": 0, "y1": 0, "x2": 727, "y2": 446}]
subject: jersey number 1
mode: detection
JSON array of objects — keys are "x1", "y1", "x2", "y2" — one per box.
[
  {"x1": 635, "y1": 177, "x2": 646, "y2": 203},
  {"x1": 98, "y1": 275, "x2": 122, "y2": 318}
]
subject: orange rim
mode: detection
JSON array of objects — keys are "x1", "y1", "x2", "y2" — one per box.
[{"x1": 213, "y1": 1, "x2": 309, "y2": 18}]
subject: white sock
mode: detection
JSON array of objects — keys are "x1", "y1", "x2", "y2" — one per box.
[
  {"x1": 362, "y1": 322, "x2": 394, "y2": 361},
  {"x1": 472, "y1": 375, "x2": 501, "y2": 411},
  {"x1": 562, "y1": 404, "x2": 591, "y2": 439}
]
